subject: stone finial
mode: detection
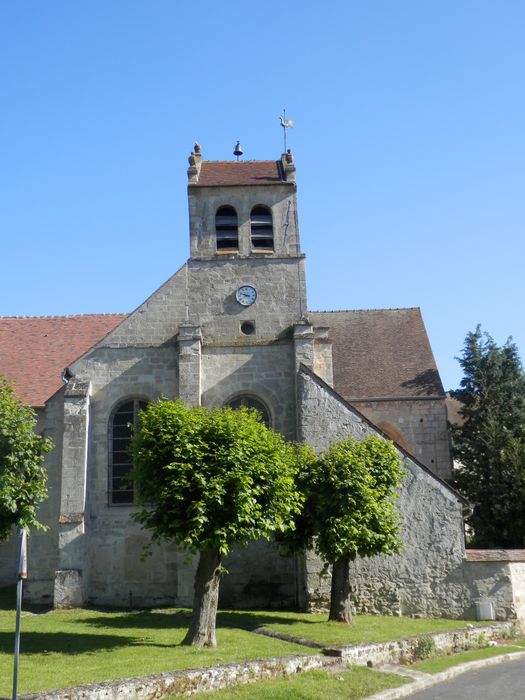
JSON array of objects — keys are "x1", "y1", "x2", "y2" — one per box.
[
  {"x1": 187, "y1": 145, "x2": 203, "y2": 184},
  {"x1": 281, "y1": 149, "x2": 296, "y2": 183}
]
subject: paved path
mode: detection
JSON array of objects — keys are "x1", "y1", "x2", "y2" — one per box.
[
  {"x1": 405, "y1": 655, "x2": 525, "y2": 699},
  {"x1": 368, "y1": 651, "x2": 525, "y2": 700}
]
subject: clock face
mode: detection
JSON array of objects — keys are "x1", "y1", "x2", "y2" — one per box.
[{"x1": 236, "y1": 285, "x2": 257, "y2": 306}]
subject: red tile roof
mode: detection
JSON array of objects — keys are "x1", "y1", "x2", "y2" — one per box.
[
  {"x1": 310, "y1": 308, "x2": 445, "y2": 400},
  {"x1": 193, "y1": 161, "x2": 285, "y2": 187},
  {"x1": 0, "y1": 314, "x2": 127, "y2": 406},
  {"x1": 0, "y1": 307, "x2": 444, "y2": 408}
]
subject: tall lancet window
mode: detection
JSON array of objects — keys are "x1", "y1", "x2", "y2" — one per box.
[
  {"x1": 109, "y1": 398, "x2": 147, "y2": 504},
  {"x1": 250, "y1": 205, "x2": 273, "y2": 251},
  {"x1": 215, "y1": 205, "x2": 239, "y2": 252}
]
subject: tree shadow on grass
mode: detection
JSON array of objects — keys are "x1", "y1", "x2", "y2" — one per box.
[
  {"x1": 217, "y1": 610, "x2": 322, "y2": 630},
  {"x1": 77, "y1": 608, "x2": 322, "y2": 634},
  {"x1": 76, "y1": 609, "x2": 193, "y2": 631},
  {"x1": 0, "y1": 631, "x2": 143, "y2": 656}
]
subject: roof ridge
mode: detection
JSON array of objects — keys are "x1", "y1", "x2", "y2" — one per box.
[
  {"x1": 202, "y1": 159, "x2": 278, "y2": 164},
  {"x1": 309, "y1": 307, "x2": 420, "y2": 314},
  {"x1": 0, "y1": 313, "x2": 129, "y2": 320}
]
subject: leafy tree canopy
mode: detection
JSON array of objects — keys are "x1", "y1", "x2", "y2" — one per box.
[
  {"x1": 298, "y1": 435, "x2": 405, "y2": 563},
  {"x1": 0, "y1": 377, "x2": 53, "y2": 541},
  {"x1": 282, "y1": 435, "x2": 405, "y2": 623},
  {"x1": 131, "y1": 399, "x2": 303, "y2": 554},
  {"x1": 130, "y1": 399, "x2": 304, "y2": 646},
  {"x1": 450, "y1": 326, "x2": 525, "y2": 547}
]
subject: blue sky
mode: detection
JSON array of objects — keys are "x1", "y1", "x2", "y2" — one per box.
[{"x1": 1, "y1": 1, "x2": 523, "y2": 390}]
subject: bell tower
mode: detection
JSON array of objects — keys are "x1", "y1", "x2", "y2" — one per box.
[
  {"x1": 179, "y1": 143, "x2": 313, "y2": 439},
  {"x1": 183, "y1": 144, "x2": 308, "y2": 341},
  {"x1": 187, "y1": 143, "x2": 301, "y2": 260}
]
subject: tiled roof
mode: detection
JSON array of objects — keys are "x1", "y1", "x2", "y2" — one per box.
[
  {"x1": 0, "y1": 314, "x2": 127, "y2": 407},
  {"x1": 309, "y1": 308, "x2": 444, "y2": 400},
  {"x1": 193, "y1": 160, "x2": 285, "y2": 187},
  {"x1": 465, "y1": 549, "x2": 525, "y2": 562},
  {"x1": 0, "y1": 306, "x2": 443, "y2": 407}
]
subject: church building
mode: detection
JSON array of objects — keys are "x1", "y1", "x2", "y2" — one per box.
[{"x1": 2, "y1": 145, "x2": 517, "y2": 621}]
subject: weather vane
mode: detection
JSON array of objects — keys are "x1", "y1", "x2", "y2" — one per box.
[{"x1": 279, "y1": 109, "x2": 294, "y2": 152}]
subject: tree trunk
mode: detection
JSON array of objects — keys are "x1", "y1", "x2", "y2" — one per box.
[
  {"x1": 182, "y1": 548, "x2": 222, "y2": 647},
  {"x1": 328, "y1": 555, "x2": 353, "y2": 624}
]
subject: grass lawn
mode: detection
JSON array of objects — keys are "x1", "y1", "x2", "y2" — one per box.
[
  {"x1": 412, "y1": 640, "x2": 525, "y2": 674},
  {"x1": 0, "y1": 588, "x2": 310, "y2": 696},
  {"x1": 0, "y1": 585, "x2": 491, "y2": 697},
  {"x1": 245, "y1": 610, "x2": 486, "y2": 647},
  {"x1": 170, "y1": 666, "x2": 409, "y2": 700}
]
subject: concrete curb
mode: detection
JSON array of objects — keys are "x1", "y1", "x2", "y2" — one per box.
[{"x1": 366, "y1": 650, "x2": 525, "y2": 699}]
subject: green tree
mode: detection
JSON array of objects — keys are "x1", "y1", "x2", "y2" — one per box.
[
  {"x1": 450, "y1": 326, "x2": 525, "y2": 547},
  {"x1": 0, "y1": 377, "x2": 53, "y2": 541},
  {"x1": 284, "y1": 435, "x2": 405, "y2": 624},
  {"x1": 130, "y1": 399, "x2": 303, "y2": 647}
]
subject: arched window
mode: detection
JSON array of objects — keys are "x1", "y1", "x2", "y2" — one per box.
[
  {"x1": 109, "y1": 398, "x2": 148, "y2": 505},
  {"x1": 250, "y1": 205, "x2": 273, "y2": 251},
  {"x1": 227, "y1": 395, "x2": 271, "y2": 428},
  {"x1": 215, "y1": 205, "x2": 239, "y2": 252}
]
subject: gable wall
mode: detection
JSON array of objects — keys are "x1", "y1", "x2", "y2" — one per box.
[
  {"x1": 297, "y1": 368, "x2": 468, "y2": 618},
  {"x1": 59, "y1": 249, "x2": 305, "y2": 605}
]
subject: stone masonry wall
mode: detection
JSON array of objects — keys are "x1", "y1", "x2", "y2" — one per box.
[
  {"x1": 220, "y1": 539, "x2": 298, "y2": 609},
  {"x1": 71, "y1": 345, "x2": 185, "y2": 607},
  {"x1": 354, "y1": 397, "x2": 452, "y2": 480},
  {"x1": 297, "y1": 367, "x2": 525, "y2": 621},
  {"x1": 0, "y1": 528, "x2": 19, "y2": 586},
  {"x1": 510, "y1": 563, "x2": 525, "y2": 621},
  {"x1": 188, "y1": 183, "x2": 301, "y2": 260},
  {"x1": 97, "y1": 257, "x2": 307, "y2": 351},
  {"x1": 59, "y1": 249, "x2": 307, "y2": 606},
  {"x1": 297, "y1": 366, "x2": 470, "y2": 618},
  {"x1": 1, "y1": 405, "x2": 62, "y2": 595},
  {"x1": 459, "y1": 561, "x2": 515, "y2": 620},
  {"x1": 201, "y1": 344, "x2": 296, "y2": 439},
  {"x1": 25, "y1": 397, "x2": 63, "y2": 604}
]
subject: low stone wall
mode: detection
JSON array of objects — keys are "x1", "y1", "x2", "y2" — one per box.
[
  {"x1": 510, "y1": 562, "x2": 525, "y2": 621},
  {"x1": 329, "y1": 623, "x2": 514, "y2": 665},
  {"x1": 460, "y1": 551, "x2": 525, "y2": 622},
  {"x1": 20, "y1": 654, "x2": 338, "y2": 700}
]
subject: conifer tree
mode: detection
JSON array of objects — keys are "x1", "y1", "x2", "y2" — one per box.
[{"x1": 450, "y1": 326, "x2": 525, "y2": 547}]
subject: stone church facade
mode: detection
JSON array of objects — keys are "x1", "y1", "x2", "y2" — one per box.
[{"x1": 1, "y1": 146, "x2": 523, "y2": 620}]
